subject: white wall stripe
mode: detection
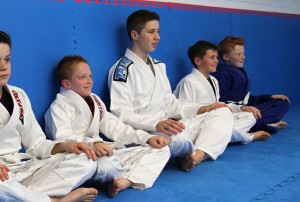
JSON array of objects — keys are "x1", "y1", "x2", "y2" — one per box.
[{"x1": 144, "y1": 0, "x2": 300, "y2": 15}]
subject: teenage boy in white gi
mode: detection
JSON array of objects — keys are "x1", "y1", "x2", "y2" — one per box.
[
  {"x1": 174, "y1": 40, "x2": 270, "y2": 144},
  {"x1": 0, "y1": 30, "x2": 98, "y2": 202},
  {"x1": 45, "y1": 55, "x2": 170, "y2": 197},
  {"x1": 108, "y1": 10, "x2": 234, "y2": 172}
]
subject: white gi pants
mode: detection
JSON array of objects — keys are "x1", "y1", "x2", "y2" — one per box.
[
  {"x1": 155, "y1": 130, "x2": 195, "y2": 157},
  {"x1": 184, "y1": 107, "x2": 234, "y2": 160},
  {"x1": 93, "y1": 145, "x2": 170, "y2": 190},
  {"x1": 231, "y1": 112, "x2": 256, "y2": 144},
  {"x1": 0, "y1": 153, "x2": 97, "y2": 202}
]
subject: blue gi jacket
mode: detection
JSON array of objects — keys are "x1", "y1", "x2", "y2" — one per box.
[{"x1": 212, "y1": 63, "x2": 272, "y2": 106}]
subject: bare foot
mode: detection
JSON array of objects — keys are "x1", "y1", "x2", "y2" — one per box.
[
  {"x1": 193, "y1": 150, "x2": 206, "y2": 166},
  {"x1": 50, "y1": 187, "x2": 98, "y2": 202},
  {"x1": 252, "y1": 131, "x2": 270, "y2": 141},
  {"x1": 268, "y1": 121, "x2": 288, "y2": 128},
  {"x1": 107, "y1": 178, "x2": 132, "y2": 198},
  {"x1": 178, "y1": 150, "x2": 205, "y2": 172},
  {"x1": 178, "y1": 154, "x2": 195, "y2": 172}
]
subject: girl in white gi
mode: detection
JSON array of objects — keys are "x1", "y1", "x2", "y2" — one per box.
[
  {"x1": 44, "y1": 55, "x2": 170, "y2": 197},
  {"x1": 108, "y1": 10, "x2": 234, "y2": 172},
  {"x1": 0, "y1": 30, "x2": 99, "y2": 202},
  {"x1": 174, "y1": 40, "x2": 270, "y2": 144}
]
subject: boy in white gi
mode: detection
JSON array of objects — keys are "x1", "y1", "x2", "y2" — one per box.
[
  {"x1": 108, "y1": 10, "x2": 234, "y2": 172},
  {"x1": 0, "y1": 31, "x2": 99, "y2": 202},
  {"x1": 174, "y1": 40, "x2": 270, "y2": 144},
  {"x1": 45, "y1": 55, "x2": 170, "y2": 197}
]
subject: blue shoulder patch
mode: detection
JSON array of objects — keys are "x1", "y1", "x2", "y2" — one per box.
[
  {"x1": 113, "y1": 56, "x2": 133, "y2": 82},
  {"x1": 152, "y1": 58, "x2": 161, "y2": 64}
]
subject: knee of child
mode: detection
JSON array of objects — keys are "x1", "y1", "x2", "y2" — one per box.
[
  {"x1": 172, "y1": 130, "x2": 191, "y2": 145},
  {"x1": 223, "y1": 106, "x2": 233, "y2": 114},
  {"x1": 170, "y1": 131, "x2": 194, "y2": 157},
  {"x1": 213, "y1": 107, "x2": 234, "y2": 121},
  {"x1": 97, "y1": 156, "x2": 120, "y2": 172},
  {"x1": 239, "y1": 111, "x2": 256, "y2": 123},
  {"x1": 278, "y1": 99, "x2": 290, "y2": 109},
  {"x1": 95, "y1": 156, "x2": 127, "y2": 183}
]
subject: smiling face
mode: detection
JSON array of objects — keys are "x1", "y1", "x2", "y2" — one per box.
[
  {"x1": 223, "y1": 45, "x2": 245, "y2": 68},
  {"x1": 62, "y1": 62, "x2": 93, "y2": 98},
  {"x1": 130, "y1": 20, "x2": 160, "y2": 61},
  {"x1": 195, "y1": 49, "x2": 219, "y2": 78},
  {"x1": 0, "y1": 43, "x2": 11, "y2": 88}
]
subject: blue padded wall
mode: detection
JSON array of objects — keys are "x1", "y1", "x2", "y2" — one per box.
[{"x1": 1, "y1": 0, "x2": 299, "y2": 125}]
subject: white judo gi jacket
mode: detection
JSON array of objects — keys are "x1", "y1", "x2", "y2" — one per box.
[
  {"x1": 0, "y1": 85, "x2": 97, "y2": 202},
  {"x1": 108, "y1": 49, "x2": 234, "y2": 159},
  {"x1": 174, "y1": 68, "x2": 256, "y2": 144},
  {"x1": 45, "y1": 88, "x2": 170, "y2": 189}
]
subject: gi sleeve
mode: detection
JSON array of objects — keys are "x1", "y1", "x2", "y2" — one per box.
[
  {"x1": 99, "y1": 111, "x2": 153, "y2": 146},
  {"x1": 19, "y1": 89, "x2": 56, "y2": 159}
]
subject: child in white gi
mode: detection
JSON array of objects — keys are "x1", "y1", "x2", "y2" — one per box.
[
  {"x1": 108, "y1": 10, "x2": 234, "y2": 172},
  {"x1": 174, "y1": 40, "x2": 270, "y2": 144},
  {"x1": 44, "y1": 55, "x2": 170, "y2": 197},
  {"x1": 0, "y1": 30, "x2": 98, "y2": 202}
]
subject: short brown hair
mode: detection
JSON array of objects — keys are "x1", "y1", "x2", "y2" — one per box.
[
  {"x1": 219, "y1": 36, "x2": 245, "y2": 59},
  {"x1": 126, "y1": 9, "x2": 160, "y2": 39},
  {"x1": 188, "y1": 40, "x2": 219, "y2": 67},
  {"x1": 56, "y1": 55, "x2": 88, "y2": 82}
]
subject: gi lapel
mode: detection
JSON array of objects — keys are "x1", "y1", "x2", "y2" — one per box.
[
  {"x1": 2, "y1": 85, "x2": 24, "y2": 131},
  {"x1": 60, "y1": 88, "x2": 100, "y2": 136},
  {"x1": 87, "y1": 94, "x2": 104, "y2": 135},
  {"x1": 209, "y1": 76, "x2": 220, "y2": 102},
  {"x1": 126, "y1": 50, "x2": 165, "y2": 116},
  {"x1": 60, "y1": 88, "x2": 93, "y2": 123},
  {"x1": 193, "y1": 69, "x2": 217, "y2": 103},
  {"x1": 0, "y1": 102, "x2": 10, "y2": 127}
]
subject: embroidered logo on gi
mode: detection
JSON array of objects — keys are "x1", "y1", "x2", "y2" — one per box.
[
  {"x1": 91, "y1": 95, "x2": 103, "y2": 122},
  {"x1": 113, "y1": 56, "x2": 133, "y2": 83},
  {"x1": 12, "y1": 90, "x2": 24, "y2": 125}
]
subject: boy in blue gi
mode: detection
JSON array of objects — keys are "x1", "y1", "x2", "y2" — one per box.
[{"x1": 212, "y1": 36, "x2": 290, "y2": 134}]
